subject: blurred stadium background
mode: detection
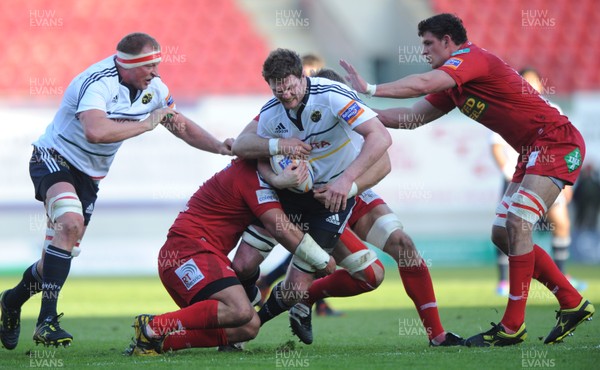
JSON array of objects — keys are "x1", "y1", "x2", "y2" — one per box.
[{"x1": 1, "y1": 0, "x2": 599, "y2": 276}]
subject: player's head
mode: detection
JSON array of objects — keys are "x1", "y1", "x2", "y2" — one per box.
[
  {"x1": 417, "y1": 13, "x2": 468, "y2": 69},
  {"x1": 301, "y1": 54, "x2": 325, "y2": 77},
  {"x1": 263, "y1": 48, "x2": 306, "y2": 110},
  {"x1": 116, "y1": 33, "x2": 162, "y2": 90},
  {"x1": 313, "y1": 68, "x2": 346, "y2": 84},
  {"x1": 519, "y1": 67, "x2": 543, "y2": 94}
]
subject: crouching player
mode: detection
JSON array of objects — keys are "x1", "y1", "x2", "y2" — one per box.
[{"x1": 125, "y1": 158, "x2": 336, "y2": 355}]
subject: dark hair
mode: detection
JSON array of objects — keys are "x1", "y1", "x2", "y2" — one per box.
[
  {"x1": 117, "y1": 32, "x2": 160, "y2": 54},
  {"x1": 418, "y1": 13, "x2": 467, "y2": 45},
  {"x1": 313, "y1": 68, "x2": 346, "y2": 84},
  {"x1": 262, "y1": 48, "x2": 303, "y2": 82}
]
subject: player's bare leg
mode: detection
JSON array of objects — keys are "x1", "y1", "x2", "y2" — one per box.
[
  {"x1": 469, "y1": 175, "x2": 594, "y2": 346},
  {"x1": 351, "y1": 203, "x2": 463, "y2": 346}
]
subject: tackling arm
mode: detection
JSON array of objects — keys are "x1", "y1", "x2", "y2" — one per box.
[
  {"x1": 164, "y1": 113, "x2": 233, "y2": 155},
  {"x1": 374, "y1": 98, "x2": 445, "y2": 129},
  {"x1": 232, "y1": 119, "x2": 311, "y2": 159},
  {"x1": 79, "y1": 108, "x2": 176, "y2": 143}
]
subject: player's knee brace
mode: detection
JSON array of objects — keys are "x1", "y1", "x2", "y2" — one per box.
[
  {"x1": 241, "y1": 225, "x2": 278, "y2": 259},
  {"x1": 290, "y1": 234, "x2": 330, "y2": 273},
  {"x1": 338, "y1": 249, "x2": 378, "y2": 275},
  {"x1": 366, "y1": 213, "x2": 403, "y2": 249},
  {"x1": 47, "y1": 192, "x2": 83, "y2": 223},
  {"x1": 507, "y1": 188, "x2": 548, "y2": 225},
  {"x1": 493, "y1": 195, "x2": 511, "y2": 228}
]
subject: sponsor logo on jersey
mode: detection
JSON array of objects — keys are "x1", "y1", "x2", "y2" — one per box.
[
  {"x1": 256, "y1": 189, "x2": 279, "y2": 204},
  {"x1": 310, "y1": 140, "x2": 331, "y2": 150},
  {"x1": 165, "y1": 94, "x2": 175, "y2": 108},
  {"x1": 443, "y1": 57, "x2": 463, "y2": 70},
  {"x1": 142, "y1": 92, "x2": 153, "y2": 104},
  {"x1": 175, "y1": 259, "x2": 204, "y2": 290},
  {"x1": 451, "y1": 48, "x2": 470, "y2": 56},
  {"x1": 310, "y1": 110, "x2": 322, "y2": 122},
  {"x1": 339, "y1": 101, "x2": 364, "y2": 125},
  {"x1": 460, "y1": 95, "x2": 488, "y2": 121},
  {"x1": 274, "y1": 122, "x2": 288, "y2": 134},
  {"x1": 564, "y1": 148, "x2": 582, "y2": 173},
  {"x1": 111, "y1": 95, "x2": 118, "y2": 103},
  {"x1": 325, "y1": 214, "x2": 340, "y2": 226}
]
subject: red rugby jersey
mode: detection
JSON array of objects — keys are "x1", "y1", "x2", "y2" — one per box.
[
  {"x1": 168, "y1": 158, "x2": 280, "y2": 255},
  {"x1": 425, "y1": 42, "x2": 569, "y2": 152}
]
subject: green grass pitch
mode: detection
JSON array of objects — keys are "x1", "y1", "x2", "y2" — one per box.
[{"x1": 0, "y1": 265, "x2": 598, "y2": 369}]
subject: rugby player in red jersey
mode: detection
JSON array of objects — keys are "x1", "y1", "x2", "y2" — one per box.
[
  {"x1": 125, "y1": 158, "x2": 336, "y2": 355},
  {"x1": 341, "y1": 13, "x2": 593, "y2": 346}
]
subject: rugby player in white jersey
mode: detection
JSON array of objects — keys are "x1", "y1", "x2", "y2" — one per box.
[
  {"x1": 232, "y1": 68, "x2": 464, "y2": 346},
  {"x1": 0, "y1": 32, "x2": 233, "y2": 349},
  {"x1": 232, "y1": 48, "x2": 392, "y2": 334}
]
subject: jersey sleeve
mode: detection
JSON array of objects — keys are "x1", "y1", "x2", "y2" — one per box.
[
  {"x1": 437, "y1": 50, "x2": 488, "y2": 87},
  {"x1": 424, "y1": 91, "x2": 456, "y2": 113},
  {"x1": 329, "y1": 83, "x2": 377, "y2": 130},
  {"x1": 76, "y1": 80, "x2": 113, "y2": 114},
  {"x1": 238, "y1": 163, "x2": 282, "y2": 217},
  {"x1": 153, "y1": 78, "x2": 176, "y2": 109}
]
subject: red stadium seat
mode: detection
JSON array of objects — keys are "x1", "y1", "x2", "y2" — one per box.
[{"x1": 2, "y1": 0, "x2": 269, "y2": 100}]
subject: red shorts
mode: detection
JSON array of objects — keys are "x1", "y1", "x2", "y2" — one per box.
[
  {"x1": 348, "y1": 189, "x2": 387, "y2": 227},
  {"x1": 158, "y1": 236, "x2": 239, "y2": 308},
  {"x1": 512, "y1": 123, "x2": 585, "y2": 185}
]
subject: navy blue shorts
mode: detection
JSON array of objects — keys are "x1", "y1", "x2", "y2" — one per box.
[
  {"x1": 29, "y1": 146, "x2": 99, "y2": 225},
  {"x1": 276, "y1": 189, "x2": 355, "y2": 253}
]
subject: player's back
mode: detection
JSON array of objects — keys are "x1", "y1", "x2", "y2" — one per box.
[{"x1": 168, "y1": 159, "x2": 277, "y2": 255}]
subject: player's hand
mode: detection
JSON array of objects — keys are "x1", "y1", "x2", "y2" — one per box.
[
  {"x1": 145, "y1": 108, "x2": 178, "y2": 131},
  {"x1": 219, "y1": 138, "x2": 235, "y2": 155},
  {"x1": 278, "y1": 138, "x2": 312, "y2": 157},
  {"x1": 315, "y1": 256, "x2": 336, "y2": 278},
  {"x1": 274, "y1": 161, "x2": 309, "y2": 189},
  {"x1": 339, "y1": 59, "x2": 368, "y2": 94},
  {"x1": 313, "y1": 177, "x2": 352, "y2": 213}
]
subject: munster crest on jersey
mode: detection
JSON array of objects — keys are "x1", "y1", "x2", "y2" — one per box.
[
  {"x1": 310, "y1": 110, "x2": 322, "y2": 122},
  {"x1": 142, "y1": 93, "x2": 153, "y2": 104}
]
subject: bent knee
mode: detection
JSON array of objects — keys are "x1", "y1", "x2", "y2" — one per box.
[{"x1": 54, "y1": 213, "x2": 84, "y2": 237}]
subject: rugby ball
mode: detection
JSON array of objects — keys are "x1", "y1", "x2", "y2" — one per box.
[{"x1": 269, "y1": 154, "x2": 314, "y2": 193}]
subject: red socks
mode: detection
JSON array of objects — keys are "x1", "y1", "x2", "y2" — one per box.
[
  {"x1": 532, "y1": 245, "x2": 582, "y2": 309},
  {"x1": 306, "y1": 269, "x2": 375, "y2": 306},
  {"x1": 163, "y1": 328, "x2": 228, "y2": 350},
  {"x1": 150, "y1": 300, "x2": 219, "y2": 335},
  {"x1": 399, "y1": 260, "x2": 444, "y2": 340},
  {"x1": 501, "y1": 250, "x2": 534, "y2": 332}
]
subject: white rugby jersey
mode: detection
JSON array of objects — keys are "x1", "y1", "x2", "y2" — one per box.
[
  {"x1": 34, "y1": 55, "x2": 175, "y2": 179},
  {"x1": 257, "y1": 77, "x2": 377, "y2": 185}
]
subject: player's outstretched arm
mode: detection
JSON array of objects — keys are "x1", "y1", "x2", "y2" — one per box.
[
  {"x1": 340, "y1": 59, "x2": 456, "y2": 98},
  {"x1": 232, "y1": 119, "x2": 311, "y2": 159},
  {"x1": 79, "y1": 108, "x2": 176, "y2": 143},
  {"x1": 374, "y1": 98, "x2": 445, "y2": 129},
  {"x1": 164, "y1": 113, "x2": 234, "y2": 155}
]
